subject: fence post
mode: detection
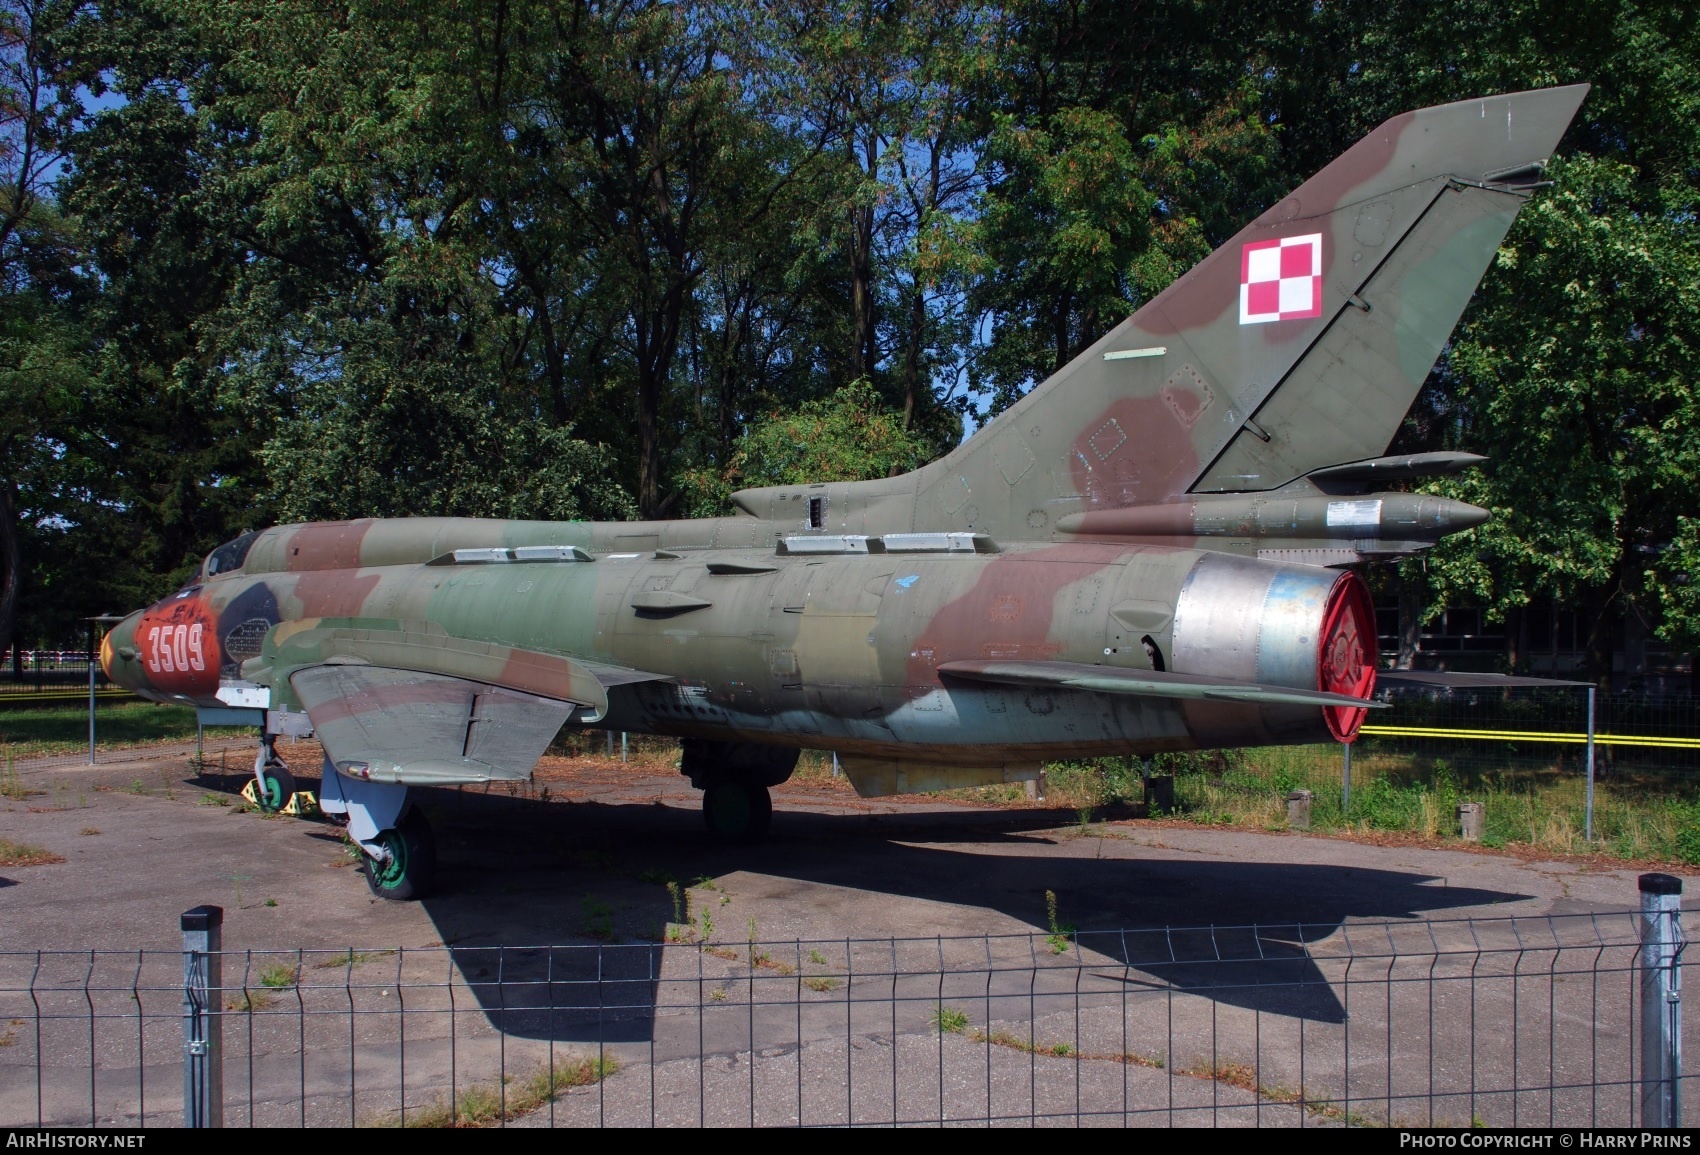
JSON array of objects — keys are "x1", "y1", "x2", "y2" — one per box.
[
  {"x1": 1639, "y1": 873, "x2": 1684, "y2": 1128},
  {"x1": 181, "y1": 905, "x2": 224, "y2": 1128},
  {"x1": 1585, "y1": 685, "x2": 1597, "y2": 841},
  {"x1": 1341, "y1": 741, "x2": 1351, "y2": 813},
  {"x1": 87, "y1": 644, "x2": 97, "y2": 767}
]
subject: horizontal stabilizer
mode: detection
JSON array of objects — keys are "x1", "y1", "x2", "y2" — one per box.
[{"x1": 937, "y1": 660, "x2": 1385, "y2": 710}]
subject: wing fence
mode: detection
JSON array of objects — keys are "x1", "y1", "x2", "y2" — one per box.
[{"x1": 0, "y1": 908, "x2": 1690, "y2": 1128}]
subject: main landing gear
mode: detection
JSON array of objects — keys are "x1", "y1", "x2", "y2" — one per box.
[
  {"x1": 680, "y1": 739, "x2": 798, "y2": 843},
  {"x1": 318, "y1": 758, "x2": 438, "y2": 900}
]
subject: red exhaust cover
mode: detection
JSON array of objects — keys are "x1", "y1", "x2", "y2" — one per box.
[{"x1": 1319, "y1": 572, "x2": 1377, "y2": 742}]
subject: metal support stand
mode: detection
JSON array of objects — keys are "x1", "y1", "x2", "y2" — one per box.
[
  {"x1": 621, "y1": 732, "x2": 628, "y2": 763},
  {"x1": 86, "y1": 635, "x2": 96, "y2": 767},
  {"x1": 1585, "y1": 685, "x2": 1598, "y2": 841},
  {"x1": 1639, "y1": 873, "x2": 1685, "y2": 1128},
  {"x1": 181, "y1": 905, "x2": 224, "y2": 1128},
  {"x1": 1342, "y1": 741, "x2": 1352, "y2": 814}
]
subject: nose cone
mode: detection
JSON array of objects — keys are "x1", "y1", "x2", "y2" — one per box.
[
  {"x1": 104, "y1": 592, "x2": 223, "y2": 703},
  {"x1": 100, "y1": 610, "x2": 147, "y2": 691},
  {"x1": 1446, "y1": 499, "x2": 1491, "y2": 532}
]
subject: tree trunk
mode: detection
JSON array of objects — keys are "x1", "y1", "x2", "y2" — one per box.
[
  {"x1": 0, "y1": 482, "x2": 19, "y2": 662},
  {"x1": 1396, "y1": 567, "x2": 1421, "y2": 670},
  {"x1": 1581, "y1": 575, "x2": 1623, "y2": 692},
  {"x1": 848, "y1": 202, "x2": 876, "y2": 381},
  {"x1": 901, "y1": 286, "x2": 925, "y2": 429},
  {"x1": 1503, "y1": 605, "x2": 1525, "y2": 673}
]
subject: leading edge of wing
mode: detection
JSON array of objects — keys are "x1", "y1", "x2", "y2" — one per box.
[
  {"x1": 936, "y1": 659, "x2": 1386, "y2": 710},
  {"x1": 250, "y1": 617, "x2": 670, "y2": 722}
]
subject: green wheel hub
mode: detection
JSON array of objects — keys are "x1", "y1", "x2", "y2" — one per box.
[{"x1": 369, "y1": 832, "x2": 407, "y2": 891}]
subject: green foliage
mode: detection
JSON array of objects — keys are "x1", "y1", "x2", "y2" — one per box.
[
  {"x1": 931, "y1": 1005, "x2": 969, "y2": 1033},
  {"x1": 677, "y1": 381, "x2": 932, "y2": 516}
]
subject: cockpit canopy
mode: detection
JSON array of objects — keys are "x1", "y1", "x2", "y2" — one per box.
[{"x1": 204, "y1": 530, "x2": 260, "y2": 579}]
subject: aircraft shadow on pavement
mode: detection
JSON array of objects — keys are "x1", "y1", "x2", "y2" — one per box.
[{"x1": 405, "y1": 787, "x2": 1529, "y2": 1041}]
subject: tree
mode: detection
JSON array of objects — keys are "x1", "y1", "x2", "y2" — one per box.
[
  {"x1": 677, "y1": 379, "x2": 930, "y2": 516},
  {"x1": 0, "y1": 0, "x2": 85, "y2": 655}
]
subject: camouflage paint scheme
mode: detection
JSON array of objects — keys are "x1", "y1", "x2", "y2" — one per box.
[{"x1": 102, "y1": 86, "x2": 1587, "y2": 806}]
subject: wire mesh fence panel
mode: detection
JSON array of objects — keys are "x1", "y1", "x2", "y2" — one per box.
[{"x1": 0, "y1": 911, "x2": 1688, "y2": 1128}]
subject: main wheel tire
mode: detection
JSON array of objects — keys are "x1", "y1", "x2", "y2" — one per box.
[
  {"x1": 362, "y1": 808, "x2": 438, "y2": 900},
  {"x1": 702, "y1": 780, "x2": 773, "y2": 842},
  {"x1": 256, "y1": 763, "x2": 296, "y2": 814}
]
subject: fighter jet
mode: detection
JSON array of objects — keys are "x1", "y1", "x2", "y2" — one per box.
[{"x1": 99, "y1": 85, "x2": 1588, "y2": 900}]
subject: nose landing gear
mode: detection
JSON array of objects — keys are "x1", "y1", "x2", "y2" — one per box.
[{"x1": 248, "y1": 738, "x2": 297, "y2": 814}]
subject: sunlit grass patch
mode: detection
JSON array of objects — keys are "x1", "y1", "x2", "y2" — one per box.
[
  {"x1": 0, "y1": 838, "x2": 62, "y2": 866},
  {"x1": 385, "y1": 1055, "x2": 620, "y2": 1128}
]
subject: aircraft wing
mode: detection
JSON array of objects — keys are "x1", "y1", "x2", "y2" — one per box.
[
  {"x1": 936, "y1": 660, "x2": 1386, "y2": 710},
  {"x1": 250, "y1": 618, "x2": 641, "y2": 785}
]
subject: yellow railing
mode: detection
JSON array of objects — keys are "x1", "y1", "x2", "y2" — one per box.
[{"x1": 1360, "y1": 725, "x2": 1700, "y2": 750}]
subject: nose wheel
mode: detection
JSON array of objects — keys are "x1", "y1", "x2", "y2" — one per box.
[{"x1": 702, "y1": 779, "x2": 773, "y2": 842}]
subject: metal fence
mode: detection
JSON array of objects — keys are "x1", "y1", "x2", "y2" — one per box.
[
  {"x1": 0, "y1": 651, "x2": 114, "y2": 700},
  {"x1": 1, "y1": 893, "x2": 1689, "y2": 1128}
]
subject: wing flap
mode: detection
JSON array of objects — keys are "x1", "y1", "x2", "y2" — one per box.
[
  {"x1": 291, "y1": 664, "x2": 572, "y2": 785},
  {"x1": 936, "y1": 659, "x2": 1384, "y2": 710}
]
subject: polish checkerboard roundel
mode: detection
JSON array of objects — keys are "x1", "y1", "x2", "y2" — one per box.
[{"x1": 1239, "y1": 233, "x2": 1322, "y2": 324}]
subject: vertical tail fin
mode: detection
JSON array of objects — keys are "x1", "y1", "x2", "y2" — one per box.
[{"x1": 907, "y1": 84, "x2": 1588, "y2": 539}]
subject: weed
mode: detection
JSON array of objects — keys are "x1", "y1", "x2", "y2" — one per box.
[
  {"x1": 0, "y1": 759, "x2": 37, "y2": 800},
  {"x1": 395, "y1": 1055, "x2": 618, "y2": 1128},
  {"x1": 931, "y1": 1005, "x2": 969, "y2": 1034},
  {"x1": 693, "y1": 874, "x2": 719, "y2": 891},
  {"x1": 228, "y1": 872, "x2": 251, "y2": 907},
  {"x1": 225, "y1": 990, "x2": 275, "y2": 1012},
  {"x1": 803, "y1": 976, "x2": 838, "y2": 993},
  {"x1": 1076, "y1": 806, "x2": 1094, "y2": 836},
  {"x1": 697, "y1": 907, "x2": 714, "y2": 943},
  {"x1": 666, "y1": 880, "x2": 688, "y2": 925},
  {"x1": 0, "y1": 839, "x2": 62, "y2": 866},
  {"x1": 807, "y1": 949, "x2": 829, "y2": 967},
  {"x1": 314, "y1": 949, "x2": 394, "y2": 970},
  {"x1": 259, "y1": 964, "x2": 298, "y2": 989},
  {"x1": 1044, "y1": 889, "x2": 1075, "y2": 955},
  {"x1": 79, "y1": 827, "x2": 99, "y2": 836},
  {"x1": 196, "y1": 793, "x2": 228, "y2": 807},
  {"x1": 264, "y1": 898, "x2": 278, "y2": 908},
  {"x1": 709, "y1": 988, "x2": 728, "y2": 1003},
  {"x1": 580, "y1": 896, "x2": 615, "y2": 941},
  {"x1": 127, "y1": 779, "x2": 145, "y2": 795}
]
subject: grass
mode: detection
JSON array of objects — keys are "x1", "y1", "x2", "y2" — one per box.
[
  {"x1": 1044, "y1": 889, "x2": 1075, "y2": 955},
  {"x1": 0, "y1": 838, "x2": 63, "y2": 866},
  {"x1": 932, "y1": 1005, "x2": 969, "y2": 1034},
  {"x1": 0, "y1": 757, "x2": 37, "y2": 799},
  {"x1": 313, "y1": 949, "x2": 395, "y2": 970},
  {"x1": 392, "y1": 1055, "x2": 619, "y2": 1128},
  {"x1": 1035, "y1": 744, "x2": 1700, "y2": 866},
  {"x1": 259, "y1": 963, "x2": 299, "y2": 988},
  {"x1": 0, "y1": 702, "x2": 243, "y2": 760}
]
